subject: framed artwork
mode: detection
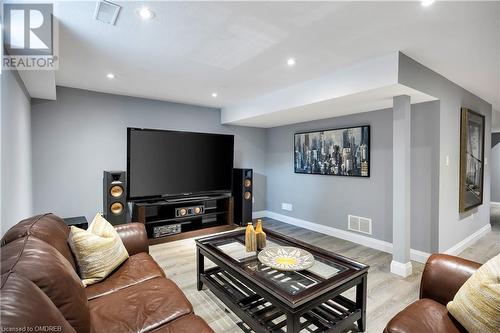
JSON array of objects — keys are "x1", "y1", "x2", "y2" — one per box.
[
  {"x1": 459, "y1": 107, "x2": 485, "y2": 212},
  {"x1": 294, "y1": 125, "x2": 370, "y2": 177}
]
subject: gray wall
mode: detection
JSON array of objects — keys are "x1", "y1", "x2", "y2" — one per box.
[
  {"x1": 411, "y1": 101, "x2": 440, "y2": 252},
  {"x1": 266, "y1": 101, "x2": 440, "y2": 252},
  {"x1": 31, "y1": 87, "x2": 267, "y2": 222},
  {"x1": 492, "y1": 133, "x2": 500, "y2": 203},
  {"x1": 399, "y1": 53, "x2": 492, "y2": 252},
  {"x1": 1, "y1": 70, "x2": 33, "y2": 234}
]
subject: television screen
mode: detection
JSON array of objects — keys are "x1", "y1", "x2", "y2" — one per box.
[{"x1": 127, "y1": 128, "x2": 234, "y2": 200}]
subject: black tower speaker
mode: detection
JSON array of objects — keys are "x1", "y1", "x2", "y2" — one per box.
[
  {"x1": 103, "y1": 171, "x2": 127, "y2": 225},
  {"x1": 232, "y1": 168, "x2": 253, "y2": 226}
]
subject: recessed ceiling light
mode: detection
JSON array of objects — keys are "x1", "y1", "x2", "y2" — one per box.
[
  {"x1": 421, "y1": 0, "x2": 435, "y2": 7},
  {"x1": 138, "y1": 7, "x2": 155, "y2": 20},
  {"x1": 287, "y1": 58, "x2": 296, "y2": 66},
  {"x1": 211, "y1": 92, "x2": 218, "y2": 98},
  {"x1": 106, "y1": 73, "x2": 115, "y2": 79}
]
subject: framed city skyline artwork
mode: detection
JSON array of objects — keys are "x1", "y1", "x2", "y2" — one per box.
[
  {"x1": 459, "y1": 107, "x2": 485, "y2": 212},
  {"x1": 294, "y1": 125, "x2": 370, "y2": 177}
]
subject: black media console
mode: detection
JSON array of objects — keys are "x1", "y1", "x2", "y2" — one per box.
[{"x1": 131, "y1": 194, "x2": 235, "y2": 245}]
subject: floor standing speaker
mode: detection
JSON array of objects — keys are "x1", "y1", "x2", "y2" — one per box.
[
  {"x1": 103, "y1": 171, "x2": 127, "y2": 225},
  {"x1": 233, "y1": 168, "x2": 253, "y2": 226}
]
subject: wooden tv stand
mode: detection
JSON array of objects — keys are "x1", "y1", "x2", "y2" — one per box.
[{"x1": 131, "y1": 194, "x2": 236, "y2": 245}]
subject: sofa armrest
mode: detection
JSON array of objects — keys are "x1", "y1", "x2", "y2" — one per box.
[
  {"x1": 115, "y1": 223, "x2": 149, "y2": 256},
  {"x1": 420, "y1": 253, "x2": 480, "y2": 305}
]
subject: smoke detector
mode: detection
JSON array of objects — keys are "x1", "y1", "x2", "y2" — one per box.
[{"x1": 94, "y1": 1, "x2": 121, "y2": 25}]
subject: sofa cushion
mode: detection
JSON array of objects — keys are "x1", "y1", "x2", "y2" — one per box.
[
  {"x1": 385, "y1": 299, "x2": 466, "y2": 333},
  {"x1": 1, "y1": 237, "x2": 90, "y2": 333},
  {"x1": 1, "y1": 272, "x2": 77, "y2": 333},
  {"x1": 1, "y1": 213, "x2": 77, "y2": 270},
  {"x1": 447, "y1": 254, "x2": 500, "y2": 333},
  {"x1": 88, "y1": 277, "x2": 192, "y2": 333},
  {"x1": 86, "y1": 252, "x2": 165, "y2": 300},
  {"x1": 69, "y1": 214, "x2": 129, "y2": 286},
  {"x1": 149, "y1": 314, "x2": 214, "y2": 333}
]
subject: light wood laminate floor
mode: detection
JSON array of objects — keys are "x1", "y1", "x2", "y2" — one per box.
[{"x1": 149, "y1": 207, "x2": 500, "y2": 332}]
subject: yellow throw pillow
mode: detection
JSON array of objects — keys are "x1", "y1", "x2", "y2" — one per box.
[
  {"x1": 447, "y1": 254, "x2": 500, "y2": 333},
  {"x1": 68, "y1": 213, "x2": 129, "y2": 286}
]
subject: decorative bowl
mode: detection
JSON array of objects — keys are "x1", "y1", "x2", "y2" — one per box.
[{"x1": 257, "y1": 246, "x2": 315, "y2": 271}]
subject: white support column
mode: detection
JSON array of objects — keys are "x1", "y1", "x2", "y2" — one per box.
[{"x1": 391, "y1": 95, "x2": 412, "y2": 277}]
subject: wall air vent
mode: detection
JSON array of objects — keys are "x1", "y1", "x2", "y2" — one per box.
[
  {"x1": 348, "y1": 215, "x2": 372, "y2": 235},
  {"x1": 94, "y1": 1, "x2": 121, "y2": 25}
]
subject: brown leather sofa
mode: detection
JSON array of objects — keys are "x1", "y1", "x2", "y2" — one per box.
[
  {"x1": 0, "y1": 213, "x2": 214, "y2": 333},
  {"x1": 385, "y1": 254, "x2": 481, "y2": 333}
]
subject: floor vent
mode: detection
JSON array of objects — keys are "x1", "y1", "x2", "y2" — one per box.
[
  {"x1": 94, "y1": 1, "x2": 121, "y2": 25},
  {"x1": 348, "y1": 215, "x2": 372, "y2": 235}
]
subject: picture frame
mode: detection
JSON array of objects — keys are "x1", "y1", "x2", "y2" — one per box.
[
  {"x1": 294, "y1": 125, "x2": 370, "y2": 177},
  {"x1": 459, "y1": 107, "x2": 485, "y2": 212}
]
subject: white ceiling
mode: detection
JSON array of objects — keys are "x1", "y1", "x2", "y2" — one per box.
[
  {"x1": 18, "y1": 70, "x2": 56, "y2": 100},
  {"x1": 221, "y1": 52, "x2": 439, "y2": 127},
  {"x1": 53, "y1": 1, "x2": 499, "y2": 119},
  {"x1": 228, "y1": 84, "x2": 438, "y2": 128}
]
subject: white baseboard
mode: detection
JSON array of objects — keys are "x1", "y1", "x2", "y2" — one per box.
[
  {"x1": 491, "y1": 202, "x2": 500, "y2": 208},
  {"x1": 390, "y1": 260, "x2": 413, "y2": 277},
  {"x1": 259, "y1": 210, "x2": 432, "y2": 263},
  {"x1": 409, "y1": 249, "x2": 431, "y2": 263},
  {"x1": 258, "y1": 211, "x2": 492, "y2": 262},
  {"x1": 444, "y1": 223, "x2": 492, "y2": 256},
  {"x1": 252, "y1": 211, "x2": 267, "y2": 219},
  {"x1": 264, "y1": 211, "x2": 393, "y2": 252}
]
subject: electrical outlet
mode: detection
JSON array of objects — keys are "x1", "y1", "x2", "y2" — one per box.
[
  {"x1": 445, "y1": 155, "x2": 450, "y2": 167},
  {"x1": 281, "y1": 203, "x2": 293, "y2": 211}
]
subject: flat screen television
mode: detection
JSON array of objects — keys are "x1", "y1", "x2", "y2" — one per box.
[{"x1": 127, "y1": 128, "x2": 234, "y2": 200}]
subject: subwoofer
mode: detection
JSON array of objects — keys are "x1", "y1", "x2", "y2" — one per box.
[
  {"x1": 103, "y1": 171, "x2": 127, "y2": 225},
  {"x1": 232, "y1": 168, "x2": 253, "y2": 226}
]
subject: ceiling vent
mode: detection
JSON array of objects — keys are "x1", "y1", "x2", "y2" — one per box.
[
  {"x1": 348, "y1": 215, "x2": 372, "y2": 235},
  {"x1": 94, "y1": 1, "x2": 121, "y2": 25}
]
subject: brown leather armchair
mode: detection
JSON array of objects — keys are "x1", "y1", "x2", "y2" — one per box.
[
  {"x1": 0, "y1": 213, "x2": 214, "y2": 333},
  {"x1": 384, "y1": 254, "x2": 481, "y2": 333}
]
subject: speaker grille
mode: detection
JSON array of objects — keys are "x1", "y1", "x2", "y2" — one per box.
[{"x1": 110, "y1": 202, "x2": 124, "y2": 215}]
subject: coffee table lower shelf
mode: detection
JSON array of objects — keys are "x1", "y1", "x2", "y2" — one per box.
[{"x1": 201, "y1": 267, "x2": 362, "y2": 333}]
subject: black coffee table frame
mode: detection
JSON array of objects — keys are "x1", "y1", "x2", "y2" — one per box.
[{"x1": 196, "y1": 229, "x2": 369, "y2": 333}]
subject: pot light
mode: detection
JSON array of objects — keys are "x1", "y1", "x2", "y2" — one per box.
[
  {"x1": 106, "y1": 73, "x2": 115, "y2": 79},
  {"x1": 211, "y1": 92, "x2": 218, "y2": 98},
  {"x1": 138, "y1": 7, "x2": 155, "y2": 20},
  {"x1": 287, "y1": 58, "x2": 296, "y2": 66},
  {"x1": 421, "y1": 0, "x2": 435, "y2": 7}
]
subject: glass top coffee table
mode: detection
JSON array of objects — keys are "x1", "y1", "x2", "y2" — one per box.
[{"x1": 196, "y1": 228, "x2": 369, "y2": 333}]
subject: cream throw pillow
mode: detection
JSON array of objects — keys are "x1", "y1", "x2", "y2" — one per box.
[
  {"x1": 68, "y1": 213, "x2": 129, "y2": 286},
  {"x1": 447, "y1": 254, "x2": 500, "y2": 333}
]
